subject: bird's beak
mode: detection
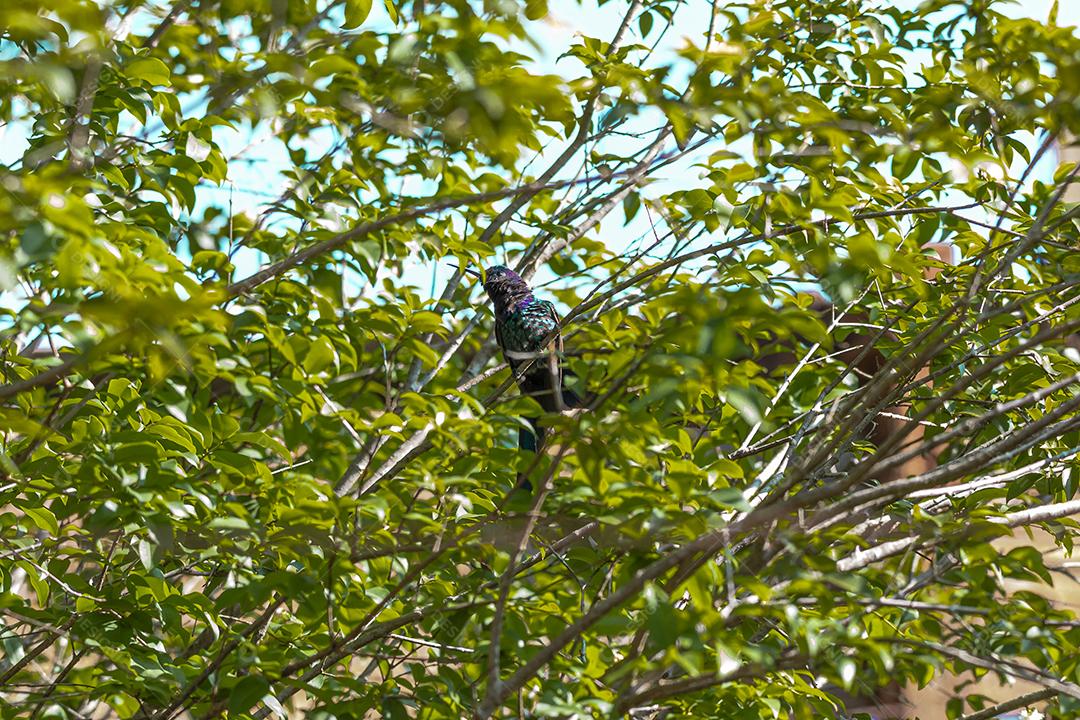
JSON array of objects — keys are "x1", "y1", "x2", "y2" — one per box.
[{"x1": 450, "y1": 263, "x2": 484, "y2": 281}]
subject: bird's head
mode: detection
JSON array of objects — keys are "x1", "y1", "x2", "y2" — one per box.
[
  {"x1": 480, "y1": 265, "x2": 522, "y2": 294},
  {"x1": 464, "y1": 264, "x2": 531, "y2": 313},
  {"x1": 452, "y1": 263, "x2": 530, "y2": 310}
]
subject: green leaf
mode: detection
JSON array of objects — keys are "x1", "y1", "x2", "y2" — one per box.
[
  {"x1": 109, "y1": 692, "x2": 140, "y2": 719},
  {"x1": 127, "y1": 57, "x2": 171, "y2": 86},
  {"x1": 623, "y1": 192, "x2": 641, "y2": 224},
  {"x1": 114, "y1": 442, "x2": 163, "y2": 464},
  {"x1": 383, "y1": 0, "x2": 399, "y2": 23},
  {"x1": 17, "y1": 561, "x2": 49, "y2": 605},
  {"x1": 137, "y1": 538, "x2": 155, "y2": 571},
  {"x1": 638, "y1": 11, "x2": 653, "y2": 37},
  {"x1": 0, "y1": 408, "x2": 49, "y2": 436},
  {"x1": 235, "y1": 432, "x2": 292, "y2": 463},
  {"x1": 344, "y1": 0, "x2": 373, "y2": 28},
  {"x1": 525, "y1": 0, "x2": 548, "y2": 20},
  {"x1": 20, "y1": 221, "x2": 53, "y2": 259},
  {"x1": 24, "y1": 506, "x2": 59, "y2": 535},
  {"x1": 303, "y1": 336, "x2": 336, "y2": 374},
  {"x1": 709, "y1": 487, "x2": 749, "y2": 511},
  {"x1": 229, "y1": 676, "x2": 270, "y2": 716}
]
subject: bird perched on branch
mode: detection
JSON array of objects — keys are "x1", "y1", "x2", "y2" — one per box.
[{"x1": 463, "y1": 264, "x2": 581, "y2": 487}]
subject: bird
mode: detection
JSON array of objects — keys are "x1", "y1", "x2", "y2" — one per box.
[{"x1": 462, "y1": 264, "x2": 582, "y2": 488}]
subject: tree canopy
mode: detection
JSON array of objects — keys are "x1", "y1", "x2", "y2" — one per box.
[{"x1": 2, "y1": 0, "x2": 1080, "y2": 718}]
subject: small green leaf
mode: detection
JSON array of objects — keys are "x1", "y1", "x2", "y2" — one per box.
[
  {"x1": 623, "y1": 192, "x2": 641, "y2": 223},
  {"x1": 127, "y1": 57, "x2": 171, "y2": 86},
  {"x1": 639, "y1": 11, "x2": 653, "y2": 37},
  {"x1": 114, "y1": 442, "x2": 163, "y2": 464},
  {"x1": 17, "y1": 561, "x2": 49, "y2": 605},
  {"x1": 235, "y1": 432, "x2": 292, "y2": 463},
  {"x1": 709, "y1": 487, "x2": 749, "y2": 511},
  {"x1": 109, "y1": 692, "x2": 140, "y2": 719},
  {"x1": 303, "y1": 336, "x2": 336, "y2": 374},
  {"x1": 24, "y1": 506, "x2": 59, "y2": 535},
  {"x1": 344, "y1": 0, "x2": 373, "y2": 28},
  {"x1": 137, "y1": 538, "x2": 154, "y2": 571},
  {"x1": 383, "y1": 0, "x2": 399, "y2": 23},
  {"x1": 525, "y1": 0, "x2": 548, "y2": 20},
  {"x1": 229, "y1": 676, "x2": 269, "y2": 716},
  {"x1": 20, "y1": 221, "x2": 53, "y2": 259}
]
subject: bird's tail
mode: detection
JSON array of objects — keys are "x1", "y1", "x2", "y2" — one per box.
[
  {"x1": 514, "y1": 383, "x2": 584, "y2": 492},
  {"x1": 516, "y1": 421, "x2": 540, "y2": 492}
]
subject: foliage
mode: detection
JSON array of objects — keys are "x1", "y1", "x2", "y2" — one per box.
[{"x1": 1, "y1": 0, "x2": 1080, "y2": 718}]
